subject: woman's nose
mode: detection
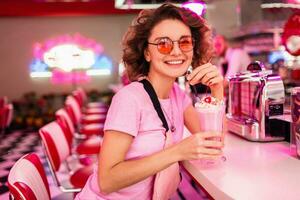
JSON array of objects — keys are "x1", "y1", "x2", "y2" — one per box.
[{"x1": 169, "y1": 42, "x2": 182, "y2": 56}]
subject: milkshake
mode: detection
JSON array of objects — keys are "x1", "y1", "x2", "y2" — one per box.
[
  {"x1": 195, "y1": 96, "x2": 225, "y2": 132},
  {"x1": 194, "y1": 96, "x2": 225, "y2": 166}
]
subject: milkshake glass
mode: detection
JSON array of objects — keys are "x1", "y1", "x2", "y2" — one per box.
[{"x1": 194, "y1": 96, "x2": 226, "y2": 165}]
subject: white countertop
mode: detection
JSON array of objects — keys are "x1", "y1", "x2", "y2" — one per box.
[{"x1": 182, "y1": 133, "x2": 300, "y2": 200}]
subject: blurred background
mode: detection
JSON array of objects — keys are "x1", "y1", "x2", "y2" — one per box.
[
  {"x1": 0, "y1": 1, "x2": 299, "y2": 200},
  {"x1": 0, "y1": 0, "x2": 299, "y2": 129}
]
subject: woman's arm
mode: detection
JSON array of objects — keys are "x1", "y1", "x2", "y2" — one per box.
[
  {"x1": 98, "y1": 129, "x2": 222, "y2": 194},
  {"x1": 98, "y1": 130, "x2": 179, "y2": 194}
]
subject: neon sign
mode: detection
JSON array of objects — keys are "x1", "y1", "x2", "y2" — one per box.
[
  {"x1": 181, "y1": 2, "x2": 206, "y2": 16},
  {"x1": 30, "y1": 33, "x2": 113, "y2": 84}
]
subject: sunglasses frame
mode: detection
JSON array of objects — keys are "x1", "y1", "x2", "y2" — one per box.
[{"x1": 148, "y1": 36, "x2": 195, "y2": 55}]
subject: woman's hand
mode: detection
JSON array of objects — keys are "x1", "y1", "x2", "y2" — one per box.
[
  {"x1": 173, "y1": 132, "x2": 224, "y2": 161},
  {"x1": 186, "y1": 63, "x2": 224, "y2": 100}
]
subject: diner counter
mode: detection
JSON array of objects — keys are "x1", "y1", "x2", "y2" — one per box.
[{"x1": 182, "y1": 133, "x2": 300, "y2": 200}]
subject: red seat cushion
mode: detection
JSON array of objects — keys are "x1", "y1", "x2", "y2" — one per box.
[
  {"x1": 87, "y1": 102, "x2": 108, "y2": 108},
  {"x1": 83, "y1": 107, "x2": 108, "y2": 115},
  {"x1": 81, "y1": 114, "x2": 106, "y2": 125},
  {"x1": 78, "y1": 157, "x2": 94, "y2": 166},
  {"x1": 76, "y1": 137, "x2": 102, "y2": 155},
  {"x1": 83, "y1": 110, "x2": 107, "y2": 115},
  {"x1": 70, "y1": 165, "x2": 94, "y2": 188},
  {"x1": 80, "y1": 124, "x2": 104, "y2": 136}
]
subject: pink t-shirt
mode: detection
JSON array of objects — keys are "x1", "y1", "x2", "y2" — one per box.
[{"x1": 75, "y1": 81, "x2": 192, "y2": 200}]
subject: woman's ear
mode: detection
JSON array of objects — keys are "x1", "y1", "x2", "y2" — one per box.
[{"x1": 144, "y1": 48, "x2": 150, "y2": 62}]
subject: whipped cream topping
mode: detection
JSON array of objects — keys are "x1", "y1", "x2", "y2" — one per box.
[{"x1": 195, "y1": 96, "x2": 224, "y2": 110}]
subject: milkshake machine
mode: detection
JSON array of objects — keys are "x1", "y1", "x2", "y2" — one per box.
[{"x1": 226, "y1": 61, "x2": 288, "y2": 142}]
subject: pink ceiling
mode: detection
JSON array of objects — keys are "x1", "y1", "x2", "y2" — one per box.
[{"x1": 0, "y1": 0, "x2": 140, "y2": 16}]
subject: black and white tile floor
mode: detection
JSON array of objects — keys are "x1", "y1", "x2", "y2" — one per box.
[{"x1": 0, "y1": 130, "x2": 209, "y2": 200}]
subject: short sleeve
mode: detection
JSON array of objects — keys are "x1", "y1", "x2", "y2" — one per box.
[{"x1": 104, "y1": 89, "x2": 140, "y2": 137}]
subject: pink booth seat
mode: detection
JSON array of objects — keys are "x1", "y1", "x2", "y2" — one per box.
[
  {"x1": 75, "y1": 136, "x2": 102, "y2": 155},
  {"x1": 5, "y1": 103, "x2": 14, "y2": 127},
  {"x1": 7, "y1": 153, "x2": 51, "y2": 200},
  {"x1": 81, "y1": 114, "x2": 106, "y2": 125},
  {"x1": 56, "y1": 111, "x2": 101, "y2": 166},
  {"x1": 83, "y1": 107, "x2": 108, "y2": 115},
  {"x1": 73, "y1": 88, "x2": 108, "y2": 109},
  {"x1": 0, "y1": 103, "x2": 14, "y2": 129},
  {"x1": 39, "y1": 121, "x2": 93, "y2": 191},
  {"x1": 72, "y1": 90, "x2": 108, "y2": 114},
  {"x1": 56, "y1": 107, "x2": 103, "y2": 141},
  {"x1": 65, "y1": 95, "x2": 106, "y2": 127},
  {"x1": 0, "y1": 107, "x2": 7, "y2": 131},
  {"x1": 80, "y1": 123, "x2": 105, "y2": 137},
  {"x1": 0, "y1": 96, "x2": 8, "y2": 108},
  {"x1": 72, "y1": 90, "x2": 85, "y2": 108},
  {"x1": 0, "y1": 103, "x2": 13, "y2": 138},
  {"x1": 74, "y1": 88, "x2": 108, "y2": 109},
  {"x1": 86, "y1": 102, "x2": 108, "y2": 109},
  {"x1": 58, "y1": 115, "x2": 99, "y2": 155}
]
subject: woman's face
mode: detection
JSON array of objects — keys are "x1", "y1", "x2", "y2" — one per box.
[{"x1": 145, "y1": 19, "x2": 193, "y2": 79}]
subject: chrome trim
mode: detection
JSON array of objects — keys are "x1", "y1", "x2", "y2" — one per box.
[
  {"x1": 226, "y1": 114, "x2": 285, "y2": 142},
  {"x1": 41, "y1": 142, "x2": 82, "y2": 193},
  {"x1": 227, "y1": 62, "x2": 285, "y2": 142}
]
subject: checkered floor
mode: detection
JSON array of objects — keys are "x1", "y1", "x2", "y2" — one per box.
[{"x1": 0, "y1": 130, "x2": 208, "y2": 200}]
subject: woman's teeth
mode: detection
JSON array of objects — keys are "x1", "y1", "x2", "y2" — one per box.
[{"x1": 165, "y1": 60, "x2": 184, "y2": 65}]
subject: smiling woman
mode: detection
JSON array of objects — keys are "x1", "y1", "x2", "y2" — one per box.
[
  {"x1": 122, "y1": 5, "x2": 213, "y2": 81},
  {"x1": 75, "y1": 3, "x2": 224, "y2": 200}
]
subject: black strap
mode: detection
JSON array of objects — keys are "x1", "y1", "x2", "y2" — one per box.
[{"x1": 139, "y1": 79, "x2": 169, "y2": 133}]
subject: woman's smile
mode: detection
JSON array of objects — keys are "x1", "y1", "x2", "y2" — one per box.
[{"x1": 164, "y1": 58, "x2": 186, "y2": 69}]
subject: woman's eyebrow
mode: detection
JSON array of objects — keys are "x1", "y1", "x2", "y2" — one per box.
[
  {"x1": 153, "y1": 35, "x2": 192, "y2": 41},
  {"x1": 153, "y1": 36, "x2": 169, "y2": 41}
]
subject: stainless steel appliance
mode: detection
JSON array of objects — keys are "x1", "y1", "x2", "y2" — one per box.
[{"x1": 226, "y1": 61, "x2": 287, "y2": 142}]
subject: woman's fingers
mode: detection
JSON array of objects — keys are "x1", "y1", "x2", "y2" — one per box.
[
  {"x1": 198, "y1": 154, "x2": 222, "y2": 160},
  {"x1": 202, "y1": 139, "x2": 223, "y2": 148},
  {"x1": 208, "y1": 76, "x2": 224, "y2": 86},
  {"x1": 187, "y1": 63, "x2": 222, "y2": 86},
  {"x1": 201, "y1": 70, "x2": 219, "y2": 85},
  {"x1": 179, "y1": 132, "x2": 224, "y2": 160},
  {"x1": 195, "y1": 131, "x2": 222, "y2": 139},
  {"x1": 186, "y1": 63, "x2": 211, "y2": 82},
  {"x1": 194, "y1": 132, "x2": 223, "y2": 149},
  {"x1": 196, "y1": 146, "x2": 222, "y2": 155}
]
